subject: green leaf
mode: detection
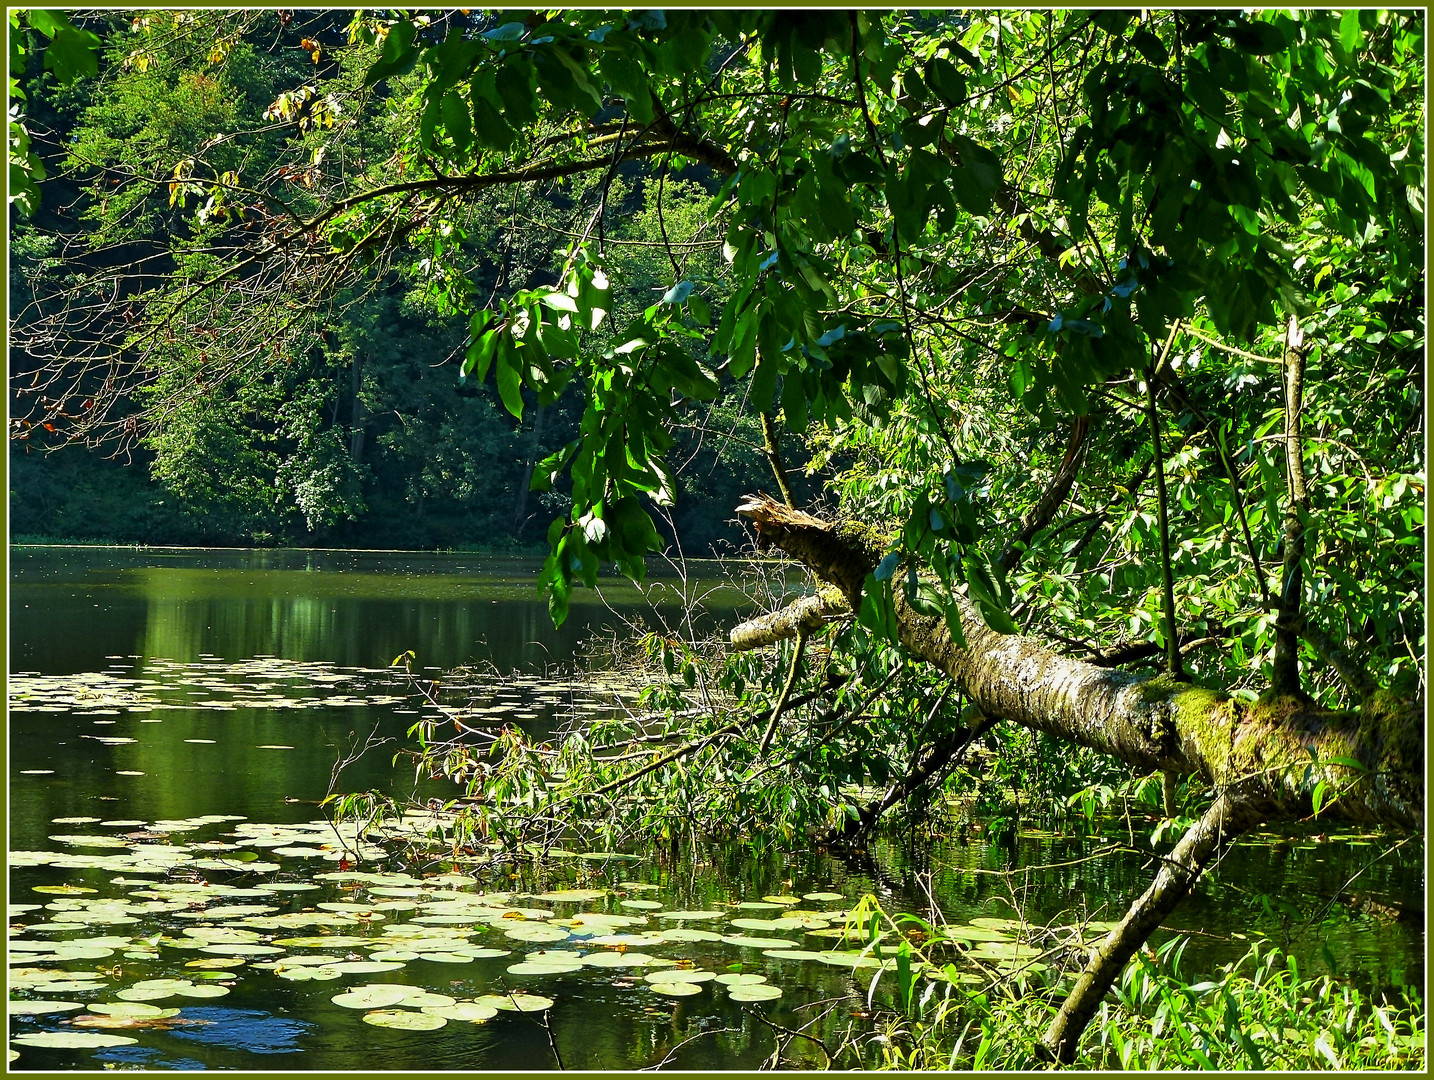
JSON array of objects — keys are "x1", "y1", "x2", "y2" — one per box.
[
  {"x1": 965, "y1": 564, "x2": 1018, "y2": 634},
  {"x1": 440, "y1": 90, "x2": 472, "y2": 154},
  {"x1": 1130, "y1": 29, "x2": 1169, "y2": 66},
  {"x1": 943, "y1": 600, "x2": 967, "y2": 649},
  {"x1": 365, "y1": 20, "x2": 419, "y2": 86},
  {"x1": 26, "y1": 10, "x2": 65, "y2": 38},
  {"x1": 43, "y1": 25, "x2": 100, "y2": 84},
  {"x1": 750, "y1": 339, "x2": 780, "y2": 412},
  {"x1": 924, "y1": 57, "x2": 966, "y2": 105},
  {"x1": 495, "y1": 60, "x2": 540, "y2": 126},
  {"x1": 662, "y1": 280, "x2": 693, "y2": 305},
  {"x1": 1338, "y1": 8, "x2": 1362, "y2": 54},
  {"x1": 536, "y1": 289, "x2": 578, "y2": 314},
  {"x1": 462, "y1": 331, "x2": 501, "y2": 385},
  {"x1": 495, "y1": 344, "x2": 525, "y2": 420},
  {"x1": 485, "y1": 21, "x2": 528, "y2": 42},
  {"x1": 471, "y1": 95, "x2": 514, "y2": 150}
]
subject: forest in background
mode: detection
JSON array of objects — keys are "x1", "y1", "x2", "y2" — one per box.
[{"x1": 11, "y1": 9, "x2": 811, "y2": 550}]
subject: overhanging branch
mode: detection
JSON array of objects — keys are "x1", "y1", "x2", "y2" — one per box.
[{"x1": 734, "y1": 495, "x2": 1423, "y2": 828}]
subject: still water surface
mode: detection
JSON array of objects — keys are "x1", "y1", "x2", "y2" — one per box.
[{"x1": 8, "y1": 547, "x2": 1424, "y2": 1070}]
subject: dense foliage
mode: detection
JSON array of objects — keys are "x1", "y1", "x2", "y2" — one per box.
[
  {"x1": 9, "y1": 8, "x2": 1424, "y2": 1067},
  {"x1": 10, "y1": 10, "x2": 784, "y2": 549}
]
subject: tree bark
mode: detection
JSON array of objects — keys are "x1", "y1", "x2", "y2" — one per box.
[
  {"x1": 1272, "y1": 316, "x2": 1310, "y2": 694},
  {"x1": 731, "y1": 492, "x2": 1422, "y2": 1060},
  {"x1": 513, "y1": 402, "x2": 545, "y2": 537},
  {"x1": 1039, "y1": 791, "x2": 1274, "y2": 1063},
  {"x1": 348, "y1": 352, "x2": 365, "y2": 463},
  {"x1": 731, "y1": 493, "x2": 1422, "y2": 829},
  {"x1": 729, "y1": 585, "x2": 848, "y2": 651},
  {"x1": 997, "y1": 414, "x2": 1090, "y2": 575}
]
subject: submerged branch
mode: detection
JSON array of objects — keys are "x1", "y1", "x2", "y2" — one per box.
[{"x1": 1040, "y1": 792, "x2": 1272, "y2": 1063}]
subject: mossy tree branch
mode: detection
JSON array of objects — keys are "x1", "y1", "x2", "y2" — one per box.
[{"x1": 732, "y1": 494, "x2": 1422, "y2": 827}]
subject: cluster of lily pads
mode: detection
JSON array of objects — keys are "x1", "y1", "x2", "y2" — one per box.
[
  {"x1": 10, "y1": 656, "x2": 414, "y2": 718},
  {"x1": 10, "y1": 655, "x2": 643, "y2": 750},
  {"x1": 8, "y1": 808, "x2": 1093, "y2": 1066}
]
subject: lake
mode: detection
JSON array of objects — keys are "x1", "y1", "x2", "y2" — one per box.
[{"x1": 8, "y1": 547, "x2": 1424, "y2": 1069}]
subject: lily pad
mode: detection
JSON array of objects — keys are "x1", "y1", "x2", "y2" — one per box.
[
  {"x1": 449, "y1": 947, "x2": 511, "y2": 959},
  {"x1": 507, "y1": 959, "x2": 583, "y2": 976},
  {"x1": 254, "y1": 955, "x2": 340, "y2": 969},
  {"x1": 582, "y1": 950, "x2": 657, "y2": 968},
  {"x1": 642, "y1": 970, "x2": 716, "y2": 985},
  {"x1": 362, "y1": 1009, "x2": 447, "y2": 1031},
  {"x1": 650, "y1": 981, "x2": 703, "y2": 996},
  {"x1": 396, "y1": 991, "x2": 457, "y2": 1009},
  {"x1": 87, "y1": 1002, "x2": 179, "y2": 1018},
  {"x1": 715, "y1": 973, "x2": 768, "y2": 986},
  {"x1": 12, "y1": 1031, "x2": 139, "y2": 1048},
  {"x1": 32, "y1": 884, "x2": 99, "y2": 895},
  {"x1": 273, "y1": 935, "x2": 371, "y2": 949},
  {"x1": 176, "y1": 984, "x2": 232, "y2": 999},
  {"x1": 276, "y1": 966, "x2": 344, "y2": 982},
  {"x1": 727, "y1": 983, "x2": 783, "y2": 1002},
  {"x1": 729, "y1": 917, "x2": 779, "y2": 931},
  {"x1": 332, "y1": 986, "x2": 411, "y2": 1010},
  {"x1": 772, "y1": 915, "x2": 830, "y2": 930},
  {"x1": 421, "y1": 1001, "x2": 498, "y2": 1022},
  {"x1": 654, "y1": 910, "x2": 726, "y2": 921},
  {"x1": 761, "y1": 949, "x2": 828, "y2": 962},
  {"x1": 970, "y1": 916, "x2": 1023, "y2": 931},
  {"x1": 659, "y1": 928, "x2": 724, "y2": 943},
  {"x1": 198, "y1": 943, "x2": 286, "y2": 957},
  {"x1": 483, "y1": 993, "x2": 555, "y2": 1013},
  {"x1": 721, "y1": 935, "x2": 796, "y2": 950},
  {"x1": 317, "y1": 961, "x2": 405, "y2": 975},
  {"x1": 8, "y1": 1000, "x2": 86, "y2": 1015},
  {"x1": 972, "y1": 941, "x2": 1043, "y2": 962},
  {"x1": 817, "y1": 952, "x2": 891, "y2": 970},
  {"x1": 32, "y1": 981, "x2": 108, "y2": 994},
  {"x1": 583, "y1": 933, "x2": 667, "y2": 948},
  {"x1": 939, "y1": 926, "x2": 1013, "y2": 943},
  {"x1": 503, "y1": 924, "x2": 571, "y2": 944},
  {"x1": 534, "y1": 889, "x2": 607, "y2": 902}
]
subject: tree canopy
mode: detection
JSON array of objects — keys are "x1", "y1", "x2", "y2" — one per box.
[{"x1": 9, "y1": 8, "x2": 1424, "y2": 1064}]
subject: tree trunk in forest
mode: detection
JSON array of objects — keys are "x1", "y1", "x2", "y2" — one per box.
[
  {"x1": 513, "y1": 403, "x2": 545, "y2": 538},
  {"x1": 728, "y1": 493, "x2": 1423, "y2": 1060},
  {"x1": 348, "y1": 354, "x2": 365, "y2": 464}
]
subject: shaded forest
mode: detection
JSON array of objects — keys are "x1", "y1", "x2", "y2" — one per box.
[{"x1": 11, "y1": 9, "x2": 813, "y2": 550}]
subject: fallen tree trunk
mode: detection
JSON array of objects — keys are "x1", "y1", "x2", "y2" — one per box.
[
  {"x1": 733, "y1": 494, "x2": 1421, "y2": 828},
  {"x1": 731, "y1": 493, "x2": 1423, "y2": 1062}
]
